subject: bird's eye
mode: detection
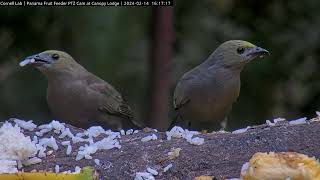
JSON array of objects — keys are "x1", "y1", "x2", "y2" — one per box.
[
  {"x1": 237, "y1": 47, "x2": 245, "y2": 54},
  {"x1": 52, "y1": 54, "x2": 59, "y2": 60}
]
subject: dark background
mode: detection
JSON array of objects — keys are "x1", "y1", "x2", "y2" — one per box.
[{"x1": 0, "y1": 1, "x2": 319, "y2": 130}]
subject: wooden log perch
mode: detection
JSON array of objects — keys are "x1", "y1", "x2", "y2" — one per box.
[{"x1": 21, "y1": 118, "x2": 320, "y2": 180}]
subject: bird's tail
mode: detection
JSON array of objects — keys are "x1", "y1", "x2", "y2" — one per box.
[{"x1": 168, "y1": 109, "x2": 188, "y2": 129}]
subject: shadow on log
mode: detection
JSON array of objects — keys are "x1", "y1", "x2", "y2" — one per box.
[{"x1": 22, "y1": 119, "x2": 320, "y2": 180}]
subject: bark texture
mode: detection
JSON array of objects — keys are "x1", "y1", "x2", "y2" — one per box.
[{"x1": 22, "y1": 119, "x2": 320, "y2": 180}]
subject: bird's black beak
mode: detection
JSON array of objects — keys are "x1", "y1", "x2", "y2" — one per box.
[
  {"x1": 246, "y1": 46, "x2": 270, "y2": 58},
  {"x1": 19, "y1": 53, "x2": 52, "y2": 67}
]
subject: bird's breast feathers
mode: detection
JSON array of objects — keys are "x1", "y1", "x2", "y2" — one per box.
[
  {"x1": 175, "y1": 69, "x2": 240, "y2": 112},
  {"x1": 47, "y1": 80, "x2": 96, "y2": 109}
]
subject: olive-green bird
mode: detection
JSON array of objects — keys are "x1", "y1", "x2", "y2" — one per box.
[
  {"x1": 20, "y1": 50, "x2": 140, "y2": 130},
  {"x1": 173, "y1": 40, "x2": 269, "y2": 131}
]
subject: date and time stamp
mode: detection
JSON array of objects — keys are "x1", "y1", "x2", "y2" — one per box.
[{"x1": 0, "y1": 0, "x2": 173, "y2": 6}]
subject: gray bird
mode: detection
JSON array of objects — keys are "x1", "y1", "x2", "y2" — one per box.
[
  {"x1": 20, "y1": 50, "x2": 140, "y2": 130},
  {"x1": 173, "y1": 40, "x2": 269, "y2": 131}
]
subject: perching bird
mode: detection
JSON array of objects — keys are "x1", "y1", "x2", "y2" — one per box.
[
  {"x1": 20, "y1": 50, "x2": 140, "y2": 130},
  {"x1": 173, "y1": 40, "x2": 269, "y2": 131}
]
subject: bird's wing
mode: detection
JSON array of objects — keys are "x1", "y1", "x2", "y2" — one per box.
[
  {"x1": 86, "y1": 76, "x2": 134, "y2": 120},
  {"x1": 173, "y1": 67, "x2": 203, "y2": 111},
  {"x1": 173, "y1": 94, "x2": 190, "y2": 111},
  {"x1": 173, "y1": 76, "x2": 194, "y2": 111}
]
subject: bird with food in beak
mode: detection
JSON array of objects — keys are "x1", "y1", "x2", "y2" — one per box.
[{"x1": 20, "y1": 50, "x2": 140, "y2": 130}]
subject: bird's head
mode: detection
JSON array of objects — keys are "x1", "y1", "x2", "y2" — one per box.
[
  {"x1": 20, "y1": 50, "x2": 84, "y2": 77},
  {"x1": 211, "y1": 40, "x2": 269, "y2": 70}
]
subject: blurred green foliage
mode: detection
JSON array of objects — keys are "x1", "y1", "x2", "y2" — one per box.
[{"x1": 0, "y1": 1, "x2": 319, "y2": 129}]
